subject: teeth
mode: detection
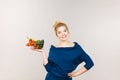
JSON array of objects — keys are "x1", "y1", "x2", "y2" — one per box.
[{"x1": 63, "y1": 36, "x2": 66, "y2": 37}]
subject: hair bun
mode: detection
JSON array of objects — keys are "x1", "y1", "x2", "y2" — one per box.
[
  {"x1": 55, "y1": 20, "x2": 62, "y2": 23},
  {"x1": 53, "y1": 20, "x2": 63, "y2": 28}
]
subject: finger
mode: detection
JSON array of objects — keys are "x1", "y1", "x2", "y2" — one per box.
[
  {"x1": 67, "y1": 73, "x2": 70, "y2": 76},
  {"x1": 68, "y1": 72, "x2": 73, "y2": 75},
  {"x1": 67, "y1": 74, "x2": 72, "y2": 78},
  {"x1": 37, "y1": 49, "x2": 43, "y2": 51},
  {"x1": 68, "y1": 73, "x2": 72, "y2": 77},
  {"x1": 68, "y1": 75, "x2": 72, "y2": 78}
]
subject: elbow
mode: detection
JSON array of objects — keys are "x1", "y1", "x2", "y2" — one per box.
[
  {"x1": 44, "y1": 63, "x2": 50, "y2": 72},
  {"x1": 84, "y1": 61, "x2": 94, "y2": 70},
  {"x1": 90, "y1": 61, "x2": 94, "y2": 69}
]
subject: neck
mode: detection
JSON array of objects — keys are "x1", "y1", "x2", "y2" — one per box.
[{"x1": 59, "y1": 40, "x2": 70, "y2": 45}]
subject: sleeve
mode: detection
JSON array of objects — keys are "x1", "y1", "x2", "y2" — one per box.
[
  {"x1": 79, "y1": 46, "x2": 94, "y2": 70},
  {"x1": 43, "y1": 59, "x2": 53, "y2": 72},
  {"x1": 43, "y1": 47, "x2": 54, "y2": 72}
]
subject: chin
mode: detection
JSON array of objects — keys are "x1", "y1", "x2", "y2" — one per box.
[{"x1": 60, "y1": 38, "x2": 68, "y2": 41}]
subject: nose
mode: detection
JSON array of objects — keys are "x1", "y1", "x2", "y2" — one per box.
[{"x1": 62, "y1": 32, "x2": 66, "y2": 36}]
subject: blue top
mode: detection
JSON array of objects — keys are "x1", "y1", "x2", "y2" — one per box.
[{"x1": 44, "y1": 42, "x2": 94, "y2": 77}]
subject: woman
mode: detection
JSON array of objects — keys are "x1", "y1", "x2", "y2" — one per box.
[{"x1": 33, "y1": 20, "x2": 94, "y2": 80}]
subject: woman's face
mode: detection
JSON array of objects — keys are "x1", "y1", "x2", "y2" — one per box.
[{"x1": 56, "y1": 26, "x2": 69, "y2": 41}]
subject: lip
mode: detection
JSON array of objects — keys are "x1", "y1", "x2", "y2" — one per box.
[{"x1": 61, "y1": 35, "x2": 67, "y2": 38}]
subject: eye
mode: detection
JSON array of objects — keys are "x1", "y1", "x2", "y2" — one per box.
[
  {"x1": 64, "y1": 29, "x2": 67, "y2": 32},
  {"x1": 57, "y1": 31, "x2": 61, "y2": 34}
]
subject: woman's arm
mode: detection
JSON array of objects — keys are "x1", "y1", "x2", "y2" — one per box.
[
  {"x1": 33, "y1": 49, "x2": 48, "y2": 65},
  {"x1": 68, "y1": 53, "x2": 94, "y2": 77},
  {"x1": 68, "y1": 45, "x2": 94, "y2": 77},
  {"x1": 68, "y1": 67, "x2": 87, "y2": 77},
  {"x1": 33, "y1": 48, "x2": 53, "y2": 72}
]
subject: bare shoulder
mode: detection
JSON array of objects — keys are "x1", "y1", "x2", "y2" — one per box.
[{"x1": 69, "y1": 42, "x2": 75, "y2": 46}]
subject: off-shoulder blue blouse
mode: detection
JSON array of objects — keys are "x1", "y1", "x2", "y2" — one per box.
[{"x1": 44, "y1": 42, "x2": 94, "y2": 77}]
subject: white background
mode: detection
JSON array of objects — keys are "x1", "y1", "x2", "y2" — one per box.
[{"x1": 0, "y1": 0, "x2": 120, "y2": 80}]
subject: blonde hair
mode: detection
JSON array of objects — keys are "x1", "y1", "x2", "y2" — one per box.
[{"x1": 53, "y1": 20, "x2": 69, "y2": 36}]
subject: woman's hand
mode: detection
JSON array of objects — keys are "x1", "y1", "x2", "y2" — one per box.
[
  {"x1": 31, "y1": 47, "x2": 45, "y2": 53},
  {"x1": 68, "y1": 67, "x2": 88, "y2": 78},
  {"x1": 68, "y1": 71, "x2": 80, "y2": 78}
]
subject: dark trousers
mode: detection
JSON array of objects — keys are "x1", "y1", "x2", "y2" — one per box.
[{"x1": 45, "y1": 72, "x2": 72, "y2": 80}]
